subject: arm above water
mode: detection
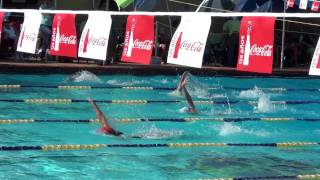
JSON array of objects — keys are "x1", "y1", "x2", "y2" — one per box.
[
  {"x1": 181, "y1": 86, "x2": 197, "y2": 114},
  {"x1": 177, "y1": 71, "x2": 190, "y2": 93}
]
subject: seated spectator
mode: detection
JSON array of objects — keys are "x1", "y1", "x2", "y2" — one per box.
[{"x1": 2, "y1": 19, "x2": 18, "y2": 52}]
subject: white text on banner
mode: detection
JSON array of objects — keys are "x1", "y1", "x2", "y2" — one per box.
[
  {"x1": 78, "y1": 13, "x2": 112, "y2": 61},
  {"x1": 167, "y1": 15, "x2": 211, "y2": 68}
]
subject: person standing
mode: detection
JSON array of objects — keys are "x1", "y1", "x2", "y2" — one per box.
[{"x1": 39, "y1": 0, "x2": 54, "y2": 62}]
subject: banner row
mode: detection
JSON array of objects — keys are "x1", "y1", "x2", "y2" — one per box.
[
  {"x1": 0, "y1": 11, "x2": 319, "y2": 76},
  {"x1": 287, "y1": 0, "x2": 320, "y2": 11}
]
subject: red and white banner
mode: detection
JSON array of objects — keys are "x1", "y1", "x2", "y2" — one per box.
[
  {"x1": 17, "y1": 12, "x2": 42, "y2": 54},
  {"x1": 50, "y1": 14, "x2": 77, "y2": 58},
  {"x1": 0, "y1": 12, "x2": 4, "y2": 45},
  {"x1": 78, "y1": 13, "x2": 112, "y2": 61},
  {"x1": 311, "y1": 1, "x2": 320, "y2": 11},
  {"x1": 167, "y1": 15, "x2": 211, "y2": 68},
  {"x1": 309, "y1": 37, "x2": 320, "y2": 76},
  {"x1": 299, "y1": 0, "x2": 308, "y2": 9},
  {"x1": 121, "y1": 15, "x2": 154, "y2": 64},
  {"x1": 287, "y1": 0, "x2": 295, "y2": 8},
  {"x1": 237, "y1": 16, "x2": 276, "y2": 74}
]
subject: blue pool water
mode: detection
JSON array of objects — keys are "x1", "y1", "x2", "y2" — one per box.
[{"x1": 0, "y1": 71, "x2": 320, "y2": 179}]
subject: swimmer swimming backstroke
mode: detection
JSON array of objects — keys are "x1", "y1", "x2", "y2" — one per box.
[
  {"x1": 88, "y1": 98, "x2": 123, "y2": 136},
  {"x1": 177, "y1": 71, "x2": 197, "y2": 114}
]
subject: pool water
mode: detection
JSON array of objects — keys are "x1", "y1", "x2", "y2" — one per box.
[{"x1": 0, "y1": 71, "x2": 320, "y2": 179}]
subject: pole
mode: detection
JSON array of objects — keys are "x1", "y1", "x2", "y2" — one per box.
[
  {"x1": 0, "y1": 0, "x2": 3, "y2": 8},
  {"x1": 196, "y1": 0, "x2": 209, "y2": 12},
  {"x1": 280, "y1": 0, "x2": 286, "y2": 69},
  {"x1": 165, "y1": 0, "x2": 173, "y2": 37},
  {"x1": 106, "y1": 0, "x2": 109, "y2": 10},
  {"x1": 155, "y1": 21, "x2": 159, "y2": 57},
  {"x1": 92, "y1": 0, "x2": 95, "y2": 10}
]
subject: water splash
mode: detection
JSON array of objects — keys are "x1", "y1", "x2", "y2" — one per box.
[
  {"x1": 65, "y1": 71, "x2": 102, "y2": 83},
  {"x1": 218, "y1": 123, "x2": 269, "y2": 137},
  {"x1": 133, "y1": 124, "x2": 183, "y2": 139},
  {"x1": 239, "y1": 86, "x2": 264, "y2": 99},
  {"x1": 107, "y1": 79, "x2": 146, "y2": 86},
  {"x1": 255, "y1": 95, "x2": 273, "y2": 113}
]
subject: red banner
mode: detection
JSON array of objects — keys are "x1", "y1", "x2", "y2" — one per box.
[
  {"x1": 287, "y1": 0, "x2": 295, "y2": 8},
  {"x1": 237, "y1": 16, "x2": 276, "y2": 74},
  {"x1": 50, "y1": 14, "x2": 78, "y2": 58},
  {"x1": 0, "y1": 12, "x2": 4, "y2": 45},
  {"x1": 312, "y1": 1, "x2": 320, "y2": 12},
  {"x1": 121, "y1": 15, "x2": 154, "y2": 65}
]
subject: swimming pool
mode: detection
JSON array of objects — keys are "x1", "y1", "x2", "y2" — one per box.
[{"x1": 0, "y1": 71, "x2": 320, "y2": 179}]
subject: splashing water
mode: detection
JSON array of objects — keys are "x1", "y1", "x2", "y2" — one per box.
[
  {"x1": 65, "y1": 71, "x2": 102, "y2": 83},
  {"x1": 239, "y1": 86, "x2": 264, "y2": 99},
  {"x1": 107, "y1": 79, "x2": 146, "y2": 86},
  {"x1": 218, "y1": 123, "x2": 269, "y2": 137},
  {"x1": 133, "y1": 124, "x2": 183, "y2": 139},
  {"x1": 255, "y1": 95, "x2": 273, "y2": 113}
]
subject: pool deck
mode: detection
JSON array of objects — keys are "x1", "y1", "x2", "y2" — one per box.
[{"x1": 0, "y1": 60, "x2": 311, "y2": 77}]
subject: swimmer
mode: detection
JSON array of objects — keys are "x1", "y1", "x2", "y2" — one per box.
[
  {"x1": 178, "y1": 72, "x2": 197, "y2": 114},
  {"x1": 88, "y1": 98, "x2": 123, "y2": 136}
]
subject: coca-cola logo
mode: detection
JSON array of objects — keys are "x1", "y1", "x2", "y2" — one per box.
[
  {"x1": 180, "y1": 40, "x2": 204, "y2": 52},
  {"x1": 88, "y1": 37, "x2": 107, "y2": 46},
  {"x1": 250, "y1": 44, "x2": 273, "y2": 57},
  {"x1": 60, "y1": 35, "x2": 77, "y2": 45},
  {"x1": 24, "y1": 33, "x2": 37, "y2": 41},
  {"x1": 133, "y1": 39, "x2": 153, "y2": 50}
]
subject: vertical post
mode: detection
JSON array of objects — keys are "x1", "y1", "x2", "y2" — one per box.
[
  {"x1": 165, "y1": 0, "x2": 173, "y2": 37},
  {"x1": 54, "y1": 0, "x2": 57, "y2": 9},
  {"x1": 280, "y1": 1, "x2": 286, "y2": 69},
  {"x1": 0, "y1": 0, "x2": 3, "y2": 8},
  {"x1": 106, "y1": 0, "x2": 109, "y2": 10},
  {"x1": 155, "y1": 21, "x2": 159, "y2": 57},
  {"x1": 93, "y1": 0, "x2": 95, "y2": 10}
]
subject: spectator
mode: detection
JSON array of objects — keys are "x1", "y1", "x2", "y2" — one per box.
[
  {"x1": 223, "y1": 17, "x2": 240, "y2": 67},
  {"x1": 38, "y1": 0, "x2": 54, "y2": 62},
  {"x1": 2, "y1": 19, "x2": 18, "y2": 52}
]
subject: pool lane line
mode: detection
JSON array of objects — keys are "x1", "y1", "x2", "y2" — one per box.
[
  {"x1": 1, "y1": 117, "x2": 320, "y2": 124},
  {"x1": 1, "y1": 84, "x2": 320, "y2": 92},
  {"x1": 1, "y1": 98, "x2": 320, "y2": 105},
  {"x1": 0, "y1": 142, "x2": 319, "y2": 151},
  {"x1": 202, "y1": 173, "x2": 320, "y2": 180}
]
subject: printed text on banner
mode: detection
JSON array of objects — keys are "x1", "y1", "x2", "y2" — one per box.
[
  {"x1": 50, "y1": 14, "x2": 78, "y2": 58},
  {"x1": 237, "y1": 16, "x2": 276, "y2": 74},
  {"x1": 309, "y1": 37, "x2": 320, "y2": 76}
]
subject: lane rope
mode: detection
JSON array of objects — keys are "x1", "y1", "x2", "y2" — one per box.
[
  {"x1": 0, "y1": 98, "x2": 320, "y2": 105},
  {"x1": 1, "y1": 117, "x2": 320, "y2": 124},
  {"x1": 1, "y1": 84, "x2": 320, "y2": 92},
  {"x1": 0, "y1": 142, "x2": 319, "y2": 151}
]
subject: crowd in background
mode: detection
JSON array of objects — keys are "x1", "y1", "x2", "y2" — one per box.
[{"x1": 0, "y1": 0, "x2": 319, "y2": 69}]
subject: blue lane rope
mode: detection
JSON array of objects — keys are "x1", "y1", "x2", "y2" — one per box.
[
  {"x1": 1, "y1": 84, "x2": 320, "y2": 92},
  {"x1": 0, "y1": 142, "x2": 319, "y2": 151},
  {"x1": 2, "y1": 117, "x2": 320, "y2": 124},
  {"x1": 0, "y1": 98, "x2": 320, "y2": 105}
]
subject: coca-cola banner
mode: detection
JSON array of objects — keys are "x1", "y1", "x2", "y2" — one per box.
[
  {"x1": 299, "y1": 0, "x2": 308, "y2": 9},
  {"x1": 121, "y1": 15, "x2": 154, "y2": 64},
  {"x1": 311, "y1": 1, "x2": 320, "y2": 12},
  {"x1": 50, "y1": 14, "x2": 78, "y2": 58},
  {"x1": 167, "y1": 15, "x2": 211, "y2": 68},
  {"x1": 17, "y1": 12, "x2": 42, "y2": 54},
  {"x1": 309, "y1": 37, "x2": 320, "y2": 76},
  {"x1": 78, "y1": 13, "x2": 112, "y2": 61},
  {"x1": 237, "y1": 16, "x2": 276, "y2": 74},
  {"x1": 0, "y1": 12, "x2": 4, "y2": 45}
]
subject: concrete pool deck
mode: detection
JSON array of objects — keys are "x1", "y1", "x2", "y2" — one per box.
[{"x1": 0, "y1": 60, "x2": 311, "y2": 77}]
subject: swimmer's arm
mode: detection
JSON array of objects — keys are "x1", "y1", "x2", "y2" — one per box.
[
  {"x1": 177, "y1": 71, "x2": 190, "y2": 92},
  {"x1": 181, "y1": 86, "x2": 197, "y2": 114},
  {"x1": 88, "y1": 98, "x2": 109, "y2": 126}
]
